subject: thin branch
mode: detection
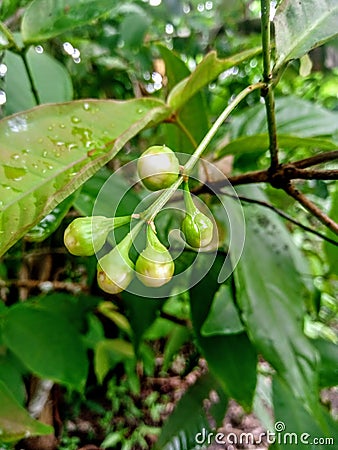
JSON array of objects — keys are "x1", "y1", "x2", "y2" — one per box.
[
  {"x1": 284, "y1": 183, "x2": 338, "y2": 235},
  {"x1": 0, "y1": 279, "x2": 88, "y2": 293},
  {"x1": 221, "y1": 191, "x2": 338, "y2": 246},
  {"x1": 292, "y1": 150, "x2": 338, "y2": 168},
  {"x1": 284, "y1": 167, "x2": 338, "y2": 180},
  {"x1": 260, "y1": 0, "x2": 279, "y2": 171}
]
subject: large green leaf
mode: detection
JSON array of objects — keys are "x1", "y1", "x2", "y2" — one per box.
[
  {"x1": 0, "y1": 380, "x2": 53, "y2": 443},
  {"x1": 272, "y1": 376, "x2": 338, "y2": 450},
  {"x1": 189, "y1": 255, "x2": 257, "y2": 409},
  {"x1": 216, "y1": 134, "x2": 337, "y2": 159},
  {"x1": 168, "y1": 48, "x2": 261, "y2": 112},
  {"x1": 2, "y1": 302, "x2": 89, "y2": 391},
  {"x1": 274, "y1": 0, "x2": 338, "y2": 71},
  {"x1": 224, "y1": 186, "x2": 318, "y2": 411},
  {"x1": 153, "y1": 372, "x2": 228, "y2": 450},
  {"x1": 230, "y1": 96, "x2": 338, "y2": 139},
  {"x1": 4, "y1": 47, "x2": 73, "y2": 115},
  {"x1": 21, "y1": 0, "x2": 116, "y2": 43},
  {"x1": 0, "y1": 98, "x2": 169, "y2": 256}
]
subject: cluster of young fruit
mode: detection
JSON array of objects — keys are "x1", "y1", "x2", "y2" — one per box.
[{"x1": 64, "y1": 145, "x2": 214, "y2": 294}]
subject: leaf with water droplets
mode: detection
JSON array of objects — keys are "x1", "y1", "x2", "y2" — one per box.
[
  {"x1": 0, "y1": 98, "x2": 169, "y2": 256},
  {"x1": 21, "y1": 0, "x2": 119, "y2": 43}
]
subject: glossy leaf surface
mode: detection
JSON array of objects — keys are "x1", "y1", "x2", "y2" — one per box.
[
  {"x1": 189, "y1": 255, "x2": 257, "y2": 409},
  {"x1": 0, "y1": 98, "x2": 168, "y2": 256},
  {"x1": 224, "y1": 186, "x2": 317, "y2": 410},
  {"x1": 274, "y1": 0, "x2": 338, "y2": 70},
  {"x1": 21, "y1": 0, "x2": 116, "y2": 43}
]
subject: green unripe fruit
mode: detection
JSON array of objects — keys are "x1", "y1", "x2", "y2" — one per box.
[
  {"x1": 135, "y1": 226, "x2": 174, "y2": 287},
  {"x1": 137, "y1": 145, "x2": 179, "y2": 191},
  {"x1": 181, "y1": 211, "x2": 214, "y2": 248},
  {"x1": 97, "y1": 233, "x2": 134, "y2": 294},
  {"x1": 64, "y1": 215, "x2": 131, "y2": 256},
  {"x1": 181, "y1": 181, "x2": 214, "y2": 248}
]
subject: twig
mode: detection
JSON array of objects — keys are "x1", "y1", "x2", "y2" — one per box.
[
  {"x1": 293, "y1": 150, "x2": 338, "y2": 168},
  {"x1": 284, "y1": 183, "x2": 338, "y2": 235},
  {"x1": 0, "y1": 279, "x2": 88, "y2": 293},
  {"x1": 260, "y1": 0, "x2": 279, "y2": 171},
  {"x1": 283, "y1": 167, "x2": 338, "y2": 180},
  {"x1": 220, "y1": 191, "x2": 338, "y2": 246}
]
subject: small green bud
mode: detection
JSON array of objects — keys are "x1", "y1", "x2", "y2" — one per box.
[
  {"x1": 135, "y1": 226, "x2": 174, "y2": 287},
  {"x1": 137, "y1": 145, "x2": 179, "y2": 191},
  {"x1": 64, "y1": 215, "x2": 131, "y2": 256},
  {"x1": 97, "y1": 233, "x2": 134, "y2": 294},
  {"x1": 181, "y1": 181, "x2": 213, "y2": 248}
]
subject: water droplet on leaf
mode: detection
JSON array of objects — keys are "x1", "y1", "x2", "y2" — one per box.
[{"x1": 0, "y1": 90, "x2": 6, "y2": 105}]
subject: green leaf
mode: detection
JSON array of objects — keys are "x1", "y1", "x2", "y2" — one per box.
[
  {"x1": 159, "y1": 45, "x2": 209, "y2": 153},
  {"x1": 163, "y1": 326, "x2": 191, "y2": 371},
  {"x1": 25, "y1": 192, "x2": 77, "y2": 242},
  {"x1": 21, "y1": 0, "x2": 116, "y2": 43},
  {"x1": 224, "y1": 186, "x2": 317, "y2": 410},
  {"x1": 122, "y1": 291, "x2": 166, "y2": 352},
  {"x1": 33, "y1": 293, "x2": 100, "y2": 332},
  {"x1": 312, "y1": 339, "x2": 338, "y2": 388},
  {"x1": 168, "y1": 48, "x2": 261, "y2": 111},
  {"x1": 274, "y1": 0, "x2": 338, "y2": 71},
  {"x1": 0, "y1": 380, "x2": 53, "y2": 443},
  {"x1": 201, "y1": 284, "x2": 244, "y2": 336},
  {"x1": 4, "y1": 47, "x2": 73, "y2": 115},
  {"x1": 2, "y1": 303, "x2": 88, "y2": 391},
  {"x1": 119, "y1": 12, "x2": 150, "y2": 49},
  {"x1": 0, "y1": 352, "x2": 26, "y2": 405},
  {"x1": 230, "y1": 96, "x2": 338, "y2": 139},
  {"x1": 324, "y1": 187, "x2": 338, "y2": 274},
  {"x1": 216, "y1": 134, "x2": 337, "y2": 159},
  {"x1": 189, "y1": 255, "x2": 257, "y2": 409},
  {"x1": 74, "y1": 167, "x2": 141, "y2": 217},
  {"x1": 154, "y1": 372, "x2": 228, "y2": 450},
  {"x1": 272, "y1": 376, "x2": 338, "y2": 450},
  {"x1": 0, "y1": 28, "x2": 9, "y2": 50},
  {"x1": 0, "y1": 97, "x2": 168, "y2": 256},
  {"x1": 94, "y1": 339, "x2": 134, "y2": 384}
]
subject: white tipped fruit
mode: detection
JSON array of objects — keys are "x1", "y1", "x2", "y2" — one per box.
[
  {"x1": 137, "y1": 145, "x2": 179, "y2": 191},
  {"x1": 97, "y1": 234, "x2": 134, "y2": 294},
  {"x1": 135, "y1": 226, "x2": 174, "y2": 287},
  {"x1": 64, "y1": 215, "x2": 131, "y2": 256}
]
